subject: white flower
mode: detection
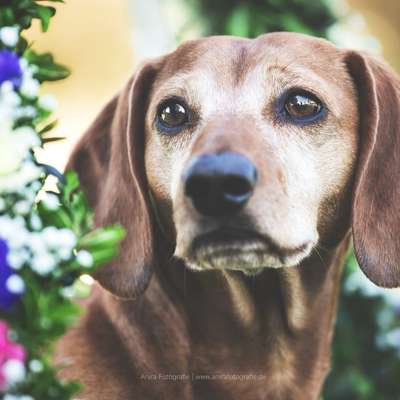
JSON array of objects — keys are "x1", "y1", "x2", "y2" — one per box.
[
  {"x1": 41, "y1": 193, "x2": 59, "y2": 210},
  {"x1": 0, "y1": 82, "x2": 21, "y2": 107},
  {"x1": 41, "y1": 226, "x2": 60, "y2": 247},
  {"x1": 0, "y1": 216, "x2": 28, "y2": 249},
  {"x1": 14, "y1": 105, "x2": 37, "y2": 119},
  {"x1": 2, "y1": 359, "x2": 26, "y2": 387},
  {"x1": 30, "y1": 213, "x2": 42, "y2": 231},
  {"x1": 13, "y1": 200, "x2": 31, "y2": 215},
  {"x1": 0, "y1": 26, "x2": 19, "y2": 47},
  {"x1": 29, "y1": 232, "x2": 48, "y2": 255},
  {"x1": 60, "y1": 286, "x2": 75, "y2": 298},
  {"x1": 31, "y1": 251, "x2": 57, "y2": 275},
  {"x1": 1, "y1": 81, "x2": 14, "y2": 93},
  {"x1": 20, "y1": 77, "x2": 40, "y2": 99},
  {"x1": 29, "y1": 359, "x2": 43, "y2": 373},
  {"x1": 0, "y1": 124, "x2": 40, "y2": 177},
  {"x1": 76, "y1": 250, "x2": 94, "y2": 268},
  {"x1": 7, "y1": 252, "x2": 27, "y2": 270},
  {"x1": 58, "y1": 228, "x2": 77, "y2": 249},
  {"x1": 58, "y1": 247, "x2": 73, "y2": 260},
  {"x1": 38, "y1": 94, "x2": 58, "y2": 112},
  {"x1": 19, "y1": 58, "x2": 28, "y2": 70},
  {"x1": 6, "y1": 274, "x2": 25, "y2": 294},
  {"x1": 0, "y1": 161, "x2": 43, "y2": 193}
]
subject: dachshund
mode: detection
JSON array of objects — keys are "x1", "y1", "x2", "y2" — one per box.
[{"x1": 56, "y1": 32, "x2": 400, "y2": 399}]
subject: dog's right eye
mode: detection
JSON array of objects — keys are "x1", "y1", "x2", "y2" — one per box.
[{"x1": 157, "y1": 99, "x2": 189, "y2": 133}]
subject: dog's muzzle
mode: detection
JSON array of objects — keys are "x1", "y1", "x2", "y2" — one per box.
[{"x1": 183, "y1": 151, "x2": 257, "y2": 217}]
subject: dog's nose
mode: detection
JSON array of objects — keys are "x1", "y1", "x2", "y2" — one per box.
[{"x1": 184, "y1": 151, "x2": 257, "y2": 217}]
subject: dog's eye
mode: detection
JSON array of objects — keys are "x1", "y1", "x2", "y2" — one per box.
[
  {"x1": 157, "y1": 100, "x2": 189, "y2": 132},
  {"x1": 284, "y1": 93, "x2": 322, "y2": 120}
]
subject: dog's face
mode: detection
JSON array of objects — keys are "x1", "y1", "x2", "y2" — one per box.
[
  {"x1": 145, "y1": 34, "x2": 358, "y2": 274},
  {"x1": 68, "y1": 31, "x2": 400, "y2": 298}
]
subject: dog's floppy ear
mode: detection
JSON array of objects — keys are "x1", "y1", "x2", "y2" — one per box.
[
  {"x1": 66, "y1": 60, "x2": 163, "y2": 298},
  {"x1": 346, "y1": 51, "x2": 400, "y2": 287}
]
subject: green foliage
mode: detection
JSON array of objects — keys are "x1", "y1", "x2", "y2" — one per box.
[
  {"x1": 324, "y1": 255, "x2": 400, "y2": 400},
  {"x1": 25, "y1": 50, "x2": 70, "y2": 82},
  {"x1": 0, "y1": 0, "x2": 70, "y2": 85},
  {"x1": 186, "y1": 0, "x2": 336, "y2": 38},
  {"x1": 0, "y1": 0, "x2": 60, "y2": 32},
  {"x1": 0, "y1": 1, "x2": 125, "y2": 398},
  {"x1": 2, "y1": 171, "x2": 125, "y2": 399}
]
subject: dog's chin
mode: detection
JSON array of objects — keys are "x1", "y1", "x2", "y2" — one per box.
[{"x1": 178, "y1": 232, "x2": 314, "y2": 275}]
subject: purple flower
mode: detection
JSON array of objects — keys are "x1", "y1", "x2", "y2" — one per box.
[
  {"x1": 0, "y1": 239, "x2": 22, "y2": 310},
  {"x1": 0, "y1": 50, "x2": 22, "y2": 88}
]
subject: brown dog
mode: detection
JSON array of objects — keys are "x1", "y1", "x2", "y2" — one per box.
[{"x1": 57, "y1": 32, "x2": 400, "y2": 399}]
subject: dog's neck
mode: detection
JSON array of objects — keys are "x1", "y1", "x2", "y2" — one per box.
[
  {"x1": 162, "y1": 236, "x2": 349, "y2": 333},
  {"x1": 102, "y1": 235, "x2": 350, "y2": 399}
]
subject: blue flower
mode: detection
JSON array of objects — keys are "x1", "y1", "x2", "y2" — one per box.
[
  {"x1": 0, "y1": 50, "x2": 22, "y2": 88},
  {"x1": 0, "y1": 238, "x2": 22, "y2": 310}
]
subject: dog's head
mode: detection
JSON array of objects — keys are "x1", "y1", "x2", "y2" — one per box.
[{"x1": 67, "y1": 32, "x2": 400, "y2": 298}]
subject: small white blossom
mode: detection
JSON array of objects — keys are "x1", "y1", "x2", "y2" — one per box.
[
  {"x1": 0, "y1": 83, "x2": 21, "y2": 107},
  {"x1": 38, "y1": 94, "x2": 58, "y2": 111},
  {"x1": 19, "y1": 58, "x2": 28, "y2": 70},
  {"x1": 29, "y1": 359, "x2": 43, "y2": 373},
  {"x1": 7, "y1": 252, "x2": 26, "y2": 270},
  {"x1": 58, "y1": 228, "x2": 77, "y2": 249},
  {"x1": 14, "y1": 105, "x2": 37, "y2": 119},
  {"x1": 41, "y1": 226, "x2": 60, "y2": 248},
  {"x1": 60, "y1": 286, "x2": 75, "y2": 298},
  {"x1": 76, "y1": 250, "x2": 93, "y2": 268},
  {"x1": 41, "y1": 193, "x2": 59, "y2": 210},
  {"x1": 1, "y1": 81, "x2": 14, "y2": 93},
  {"x1": 20, "y1": 77, "x2": 40, "y2": 99},
  {"x1": 0, "y1": 116, "x2": 42, "y2": 192},
  {"x1": 0, "y1": 161, "x2": 43, "y2": 193},
  {"x1": 2, "y1": 359, "x2": 26, "y2": 387},
  {"x1": 0, "y1": 26, "x2": 19, "y2": 47},
  {"x1": 6, "y1": 274, "x2": 25, "y2": 294},
  {"x1": 21, "y1": 187, "x2": 38, "y2": 204},
  {"x1": 29, "y1": 235, "x2": 49, "y2": 259},
  {"x1": 13, "y1": 200, "x2": 31, "y2": 215},
  {"x1": 30, "y1": 213, "x2": 42, "y2": 231},
  {"x1": 0, "y1": 216, "x2": 28, "y2": 248},
  {"x1": 31, "y1": 181, "x2": 42, "y2": 192},
  {"x1": 58, "y1": 247, "x2": 73, "y2": 261},
  {"x1": 0, "y1": 125, "x2": 39, "y2": 176},
  {"x1": 31, "y1": 251, "x2": 57, "y2": 275}
]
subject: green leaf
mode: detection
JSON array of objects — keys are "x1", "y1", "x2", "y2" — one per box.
[
  {"x1": 24, "y1": 50, "x2": 71, "y2": 82},
  {"x1": 36, "y1": 63, "x2": 70, "y2": 82},
  {"x1": 79, "y1": 226, "x2": 126, "y2": 250},
  {"x1": 42, "y1": 136, "x2": 66, "y2": 144},
  {"x1": 90, "y1": 247, "x2": 120, "y2": 268},
  {"x1": 36, "y1": 5, "x2": 56, "y2": 32},
  {"x1": 38, "y1": 120, "x2": 58, "y2": 135},
  {"x1": 0, "y1": 7, "x2": 15, "y2": 26},
  {"x1": 62, "y1": 171, "x2": 80, "y2": 200}
]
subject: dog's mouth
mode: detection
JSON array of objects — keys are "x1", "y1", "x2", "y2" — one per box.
[{"x1": 184, "y1": 227, "x2": 314, "y2": 274}]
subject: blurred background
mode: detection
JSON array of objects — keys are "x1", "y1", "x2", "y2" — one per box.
[{"x1": 28, "y1": 1, "x2": 400, "y2": 399}]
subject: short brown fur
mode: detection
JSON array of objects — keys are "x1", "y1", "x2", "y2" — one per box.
[{"x1": 56, "y1": 32, "x2": 400, "y2": 399}]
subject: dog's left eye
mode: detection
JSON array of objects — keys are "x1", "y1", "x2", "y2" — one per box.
[
  {"x1": 284, "y1": 92, "x2": 323, "y2": 121},
  {"x1": 157, "y1": 100, "x2": 189, "y2": 132}
]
